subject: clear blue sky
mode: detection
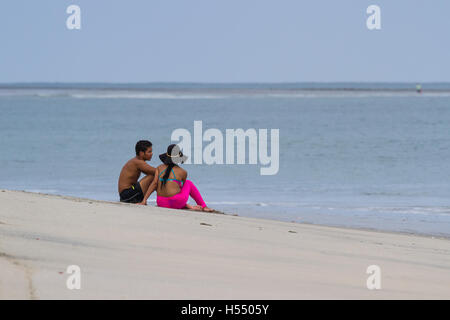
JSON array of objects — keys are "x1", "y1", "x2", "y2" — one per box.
[{"x1": 0, "y1": 0, "x2": 449, "y2": 83}]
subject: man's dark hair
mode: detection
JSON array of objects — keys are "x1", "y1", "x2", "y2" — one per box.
[{"x1": 135, "y1": 140, "x2": 152, "y2": 155}]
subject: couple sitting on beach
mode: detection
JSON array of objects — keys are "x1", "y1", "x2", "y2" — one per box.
[{"x1": 118, "y1": 140, "x2": 214, "y2": 212}]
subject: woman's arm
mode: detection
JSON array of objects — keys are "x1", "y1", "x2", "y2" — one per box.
[
  {"x1": 182, "y1": 168, "x2": 188, "y2": 183},
  {"x1": 139, "y1": 168, "x2": 159, "y2": 205}
]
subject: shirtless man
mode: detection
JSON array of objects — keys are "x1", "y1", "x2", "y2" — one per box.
[{"x1": 118, "y1": 140, "x2": 156, "y2": 203}]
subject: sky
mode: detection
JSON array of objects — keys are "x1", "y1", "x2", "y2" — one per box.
[{"x1": 0, "y1": 0, "x2": 449, "y2": 83}]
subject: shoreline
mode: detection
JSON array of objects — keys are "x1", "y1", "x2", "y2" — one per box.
[
  {"x1": 2, "y1": 189, "x2": 449, "y2": 241},
  {"x1": 1, "y1": 189, "x2": 450, "y2": 299}
]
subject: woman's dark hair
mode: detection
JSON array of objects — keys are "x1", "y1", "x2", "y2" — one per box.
[
  {"x1": 161, "y1": 144, "x2": 178, "y2": 186},
  {"x1": 161, "y1": 162, "x2": 176, "y2": 187},
  {"x1": 135, "y1": 140, "x2": 152, "y2": 156}
]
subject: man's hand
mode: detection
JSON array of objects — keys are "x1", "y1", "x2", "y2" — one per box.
[{"x1": 137, "y1": 201, "x2": 147, "y2": 206}]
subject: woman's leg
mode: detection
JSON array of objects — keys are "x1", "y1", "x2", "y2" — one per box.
[
  {"x1": 184, "y1": 204, "x2": 203, "y2": 211},
  {"x1": 157, "y1": 180, "x2": 211, "y2": 210},
  {"x1": 179, "y1": 180, "x2": 207, "y2": 208}
]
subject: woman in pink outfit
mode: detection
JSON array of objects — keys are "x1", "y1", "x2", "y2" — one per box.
[{"x1": 139, "y1": 144, "x2": 214, "y2": 212}]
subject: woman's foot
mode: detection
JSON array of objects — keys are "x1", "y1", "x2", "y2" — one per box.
[
  {"x1": 185, "y1": 204, "x2": 203, "y2": 211},
  {"x1": 202, "y1": 206, "x2": 214, "y2": 213}
]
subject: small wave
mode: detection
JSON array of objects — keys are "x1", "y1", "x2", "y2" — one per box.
[
  {"x1": 0, "y1": 89, "x2": 227, "y2": 99},
  {"x1": 208, "y1": 201, "x2": 251, "y2": 205},
  {"x1": 24, "y1": 189, "x2": 60, "y2": 194},
  {"x1": 4, "y1": 87, "x2": 450, "y2": 99},
  {"x1": 36, "y1": 93, "x2": 71, "y2": 98},
  {"x1": 256, "y1": 202, "x2": 269, "y2": 207},
  {"x1": 70, "y1": 91, "x2": 450, "y2": 99},
  {"x1": 69, "y1": 93, "x2": 226, "y2": 99},
  {"x1": 310, "y1": 205, "x2": 450, "y2": 216},
  {"x1": 208, "y1": 201, "x2": 272, "y2": 206},
  {"x1": 209, "y1": 201, "x2": 450, "y2": 216}
]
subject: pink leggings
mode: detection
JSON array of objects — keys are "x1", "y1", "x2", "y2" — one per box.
[{"x1": 157, "y1": 180, "x2": 207, "y2": 209}]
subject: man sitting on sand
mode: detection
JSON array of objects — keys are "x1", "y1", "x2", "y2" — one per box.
[{"x1": 118, "y1": 140, "x2": 156, "y2": 203}]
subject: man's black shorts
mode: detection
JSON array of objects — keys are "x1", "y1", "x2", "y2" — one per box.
[{"x1": 120, "y1": 182, "x2": 144, "y2": 203}]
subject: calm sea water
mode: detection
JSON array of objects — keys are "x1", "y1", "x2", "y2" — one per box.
[{"x1": 1, "y1": 83, "x2": 450, "y2": 237}]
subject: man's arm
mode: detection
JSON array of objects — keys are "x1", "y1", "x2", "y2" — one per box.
[
  {"x1": 137, "y1": 161, "x2": 156, "y2": 176},
  {"x1": 139, "y1": 168, "x2": 159, "y2": 205}
]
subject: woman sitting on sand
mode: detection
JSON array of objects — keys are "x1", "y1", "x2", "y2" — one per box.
[{"x1": 139, "y1": 144, "x2": 214, "y2": 212}]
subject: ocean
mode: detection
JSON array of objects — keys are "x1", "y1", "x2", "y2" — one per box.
[{"x1": 1, "y1": 83, "x2": 449, "y2": 237}]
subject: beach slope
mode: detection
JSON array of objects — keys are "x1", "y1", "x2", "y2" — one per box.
[{"x1": 0, "y1": 190, "x2": 449, "y2": 299}]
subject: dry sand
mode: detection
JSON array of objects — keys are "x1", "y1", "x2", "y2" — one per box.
[{"x1": 0, "y1": 189, "x2": 449, "y2": 300}]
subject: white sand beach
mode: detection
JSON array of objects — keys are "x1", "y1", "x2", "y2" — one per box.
[{"x1": 0, "y1": 189, "x2": 449, "y2": 300}]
